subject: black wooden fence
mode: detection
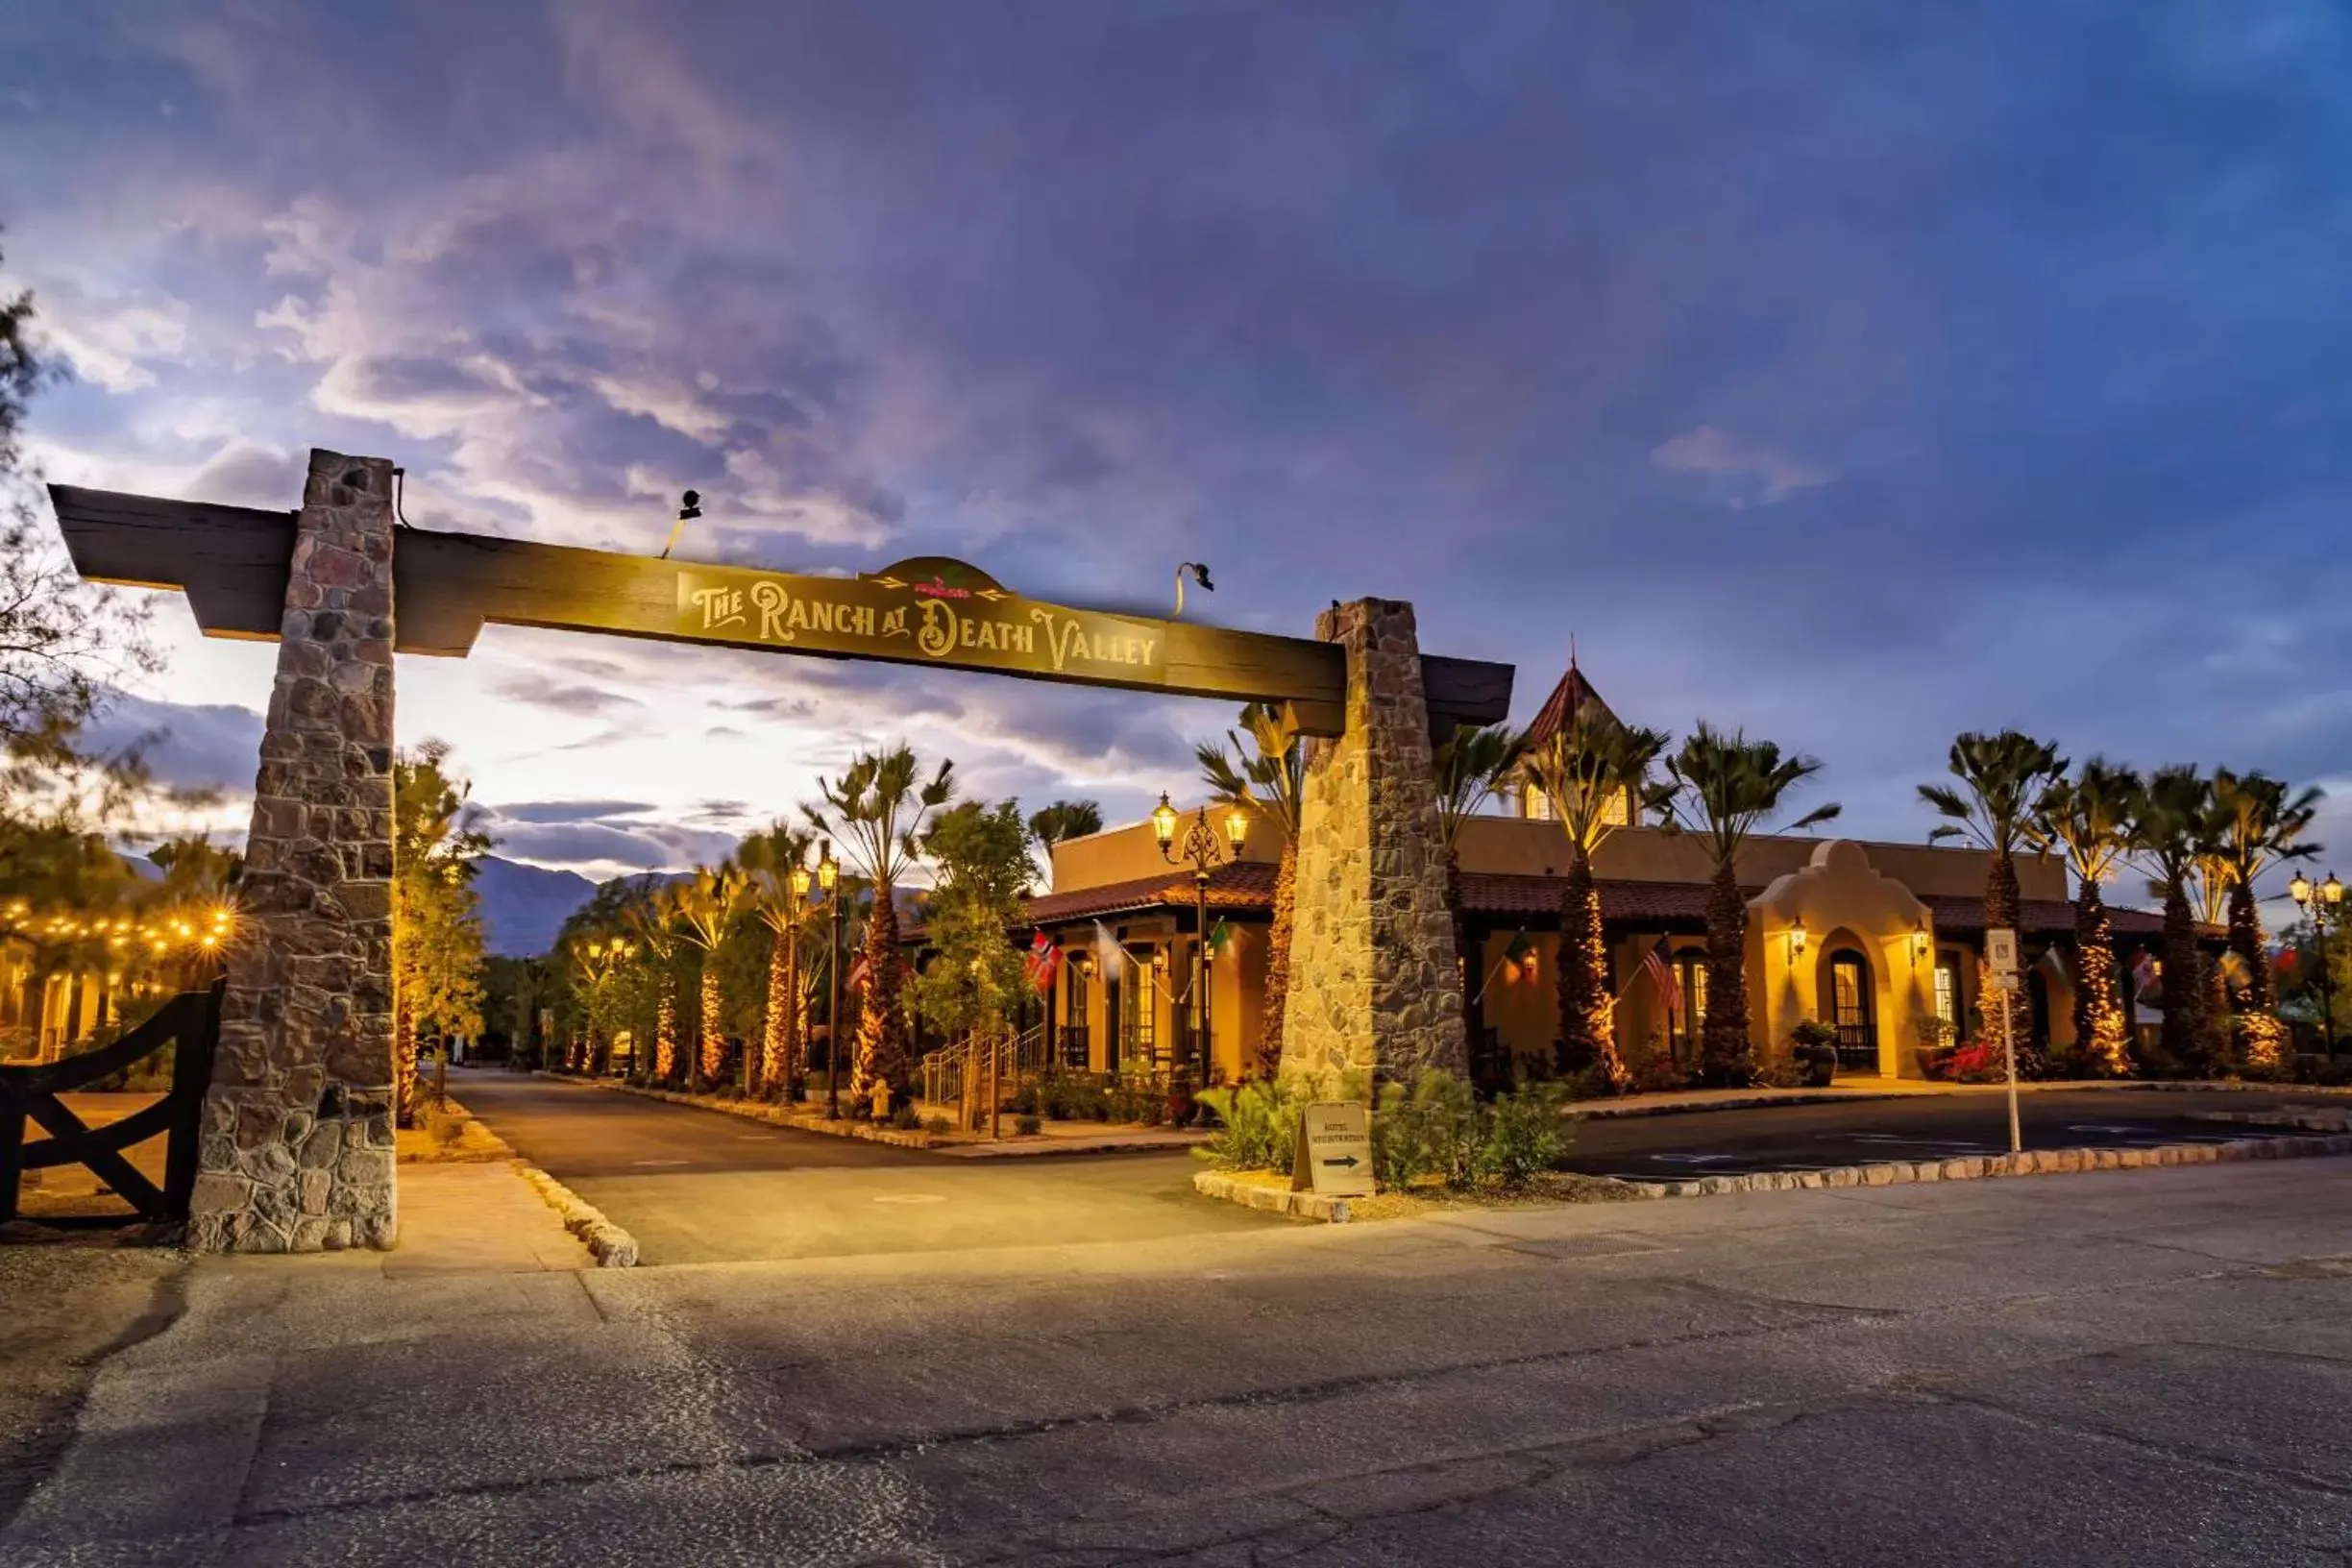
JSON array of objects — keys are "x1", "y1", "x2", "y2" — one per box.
[{"x1": 0, "y1": 983, "x2": 224, "y2": 1226}]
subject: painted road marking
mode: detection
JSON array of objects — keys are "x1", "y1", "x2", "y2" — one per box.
[
  {"x1": 871, "y1": 1193, "x2": 947, "y2": 1205},
  {"x1": 630, "y1": 1159, "x2": 691, "y2": 1167}
]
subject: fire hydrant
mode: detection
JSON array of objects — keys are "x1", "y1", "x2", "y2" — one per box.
[{"x1": 872, "y1": 1078, "x2": 891, "y2": 1121}]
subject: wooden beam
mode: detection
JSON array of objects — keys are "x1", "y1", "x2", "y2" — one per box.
[{"x1": 48, "y1": 484, "x2": 1514, "y2": 735}]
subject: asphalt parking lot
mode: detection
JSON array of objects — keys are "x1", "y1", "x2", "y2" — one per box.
[{"x1": 1559, "y1": 1087, "x2": 2332, "y2": 1180}]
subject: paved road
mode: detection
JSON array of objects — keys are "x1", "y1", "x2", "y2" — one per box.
[
  {"x1": 12, "y1": 1148, "x2": 2352, "y2": 1565},
  {"x1": 1563, "y1": 1088, "x2": 2333, "y2": 1179},
  {"x1": 456, "y1": 1070, "x2": 1283, "y2": 1264}
]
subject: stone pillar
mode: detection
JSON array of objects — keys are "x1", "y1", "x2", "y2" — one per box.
[
  {"x1": 188, "y1": 450, "x2": 398, "y2": 1253},
  {"x1": 1280, "y1": 599, "x2": 1466, "y2": 1089}
]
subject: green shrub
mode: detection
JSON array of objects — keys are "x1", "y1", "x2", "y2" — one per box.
[
  {"x1": 922, "y1": 1113, "x2": 953, "y2": 1135},
  {"x1": 1371, "y1": 1070, "x2": 1482, "y2": 1188},
  {"x1": 1482, "y1": 1081, "x2": 1574, "y2": 1183},
  {"x1": 1196, "y1": 1077, "x2": 1311, "y2": 1173},
  {"x1": 1015, "y1": 1113, "x2": 1042, "y2": 1136},
  {"x1": 889, "y1": 1100, "x2": 924, "y2": 1130}
]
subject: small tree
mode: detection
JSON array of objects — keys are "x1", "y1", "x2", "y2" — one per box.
[
  {"x1": 1197, "y1": 705, "x2": 1305, "y2": 1076},
  {"x1": 1521, "y1": 705, "x2": 1667, "y2": 1089},
  {"x1": 390, "y1": 742, "x2": 490, "y2": 1125},
  {"x1": 1655, "y1": 724, "x2": 1839, "y2": 1087},
  {"x1": 804, "y1": 745, "x2": 955, "y2": 1108},
  {"x1": 914, "y1": 800, "x2": 1037, "y2": 1098}
]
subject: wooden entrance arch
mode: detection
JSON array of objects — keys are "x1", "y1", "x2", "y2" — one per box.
[{"x1": 52, "y1": 449, "x2": 1510, "y2": 1251}]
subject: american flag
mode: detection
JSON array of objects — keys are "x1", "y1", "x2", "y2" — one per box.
[
  {"x1": 1023, "y1": 930, "x2": 1061, "y2": 992},
  {"x1": 1642, "y1": 937, "x2": 1681, "y2": 1015}
]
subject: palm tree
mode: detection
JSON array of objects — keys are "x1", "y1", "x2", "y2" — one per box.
[
  {"x1": 2130, "y1": 766, "x2": 2221, "y2": 1071},
  {"x1": 1655, "y1": 724, "x2": 1840, "y2": 1087},
  {"x1": 1521, "y1": 705, "x2": 1667, "y2": 1089},
  {"x1": 2209, "y1": 770, "x2": 2323, "y2": 1070},
  {"x1": 1433, "y1": 723, "x2": 1530, "y2": 1081},
  {"x1": 804, "y1": 746, "x2": 956, "y2": 1109},
  {"x1": 1028, "y1": 799, "x2": 1104, "y2": 852},
  {"x1": 1197, "y1": 704, "x2": 1305, "y2": 1077},
  {"x1": 624, "y1": 887, "x2": 684, "y2": 1083},
  {"x1": 1920, "y1": 731, "x2": 2067, "y2": 1058},
  {"x1": 2028, "y1": 760, "x2": 2142, "y2": 1076},
  {"x1": 739, "y1": 824, "x2": 819, "y2": 1098},
  {"x1": 672, "y1": 865, "x2": 748, "y2": 1090}
]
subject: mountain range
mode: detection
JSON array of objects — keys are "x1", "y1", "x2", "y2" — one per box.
[{"x1": 473, "y1": 856, "x2": 601, "y2": 957}]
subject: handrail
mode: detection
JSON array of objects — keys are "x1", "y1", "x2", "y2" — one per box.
[{"x1": 1, "y1": 992, "x2": 202, "y2": 1095}]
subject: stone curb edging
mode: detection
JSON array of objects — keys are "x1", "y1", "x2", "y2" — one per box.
[
  {"x1": 1568, "y1": 1079, "x2": 2352, "y2": 1121},
  {"x1": 2197, "y1": 1107, "x2": 2352, "y2": 1134},
  {"x1": 1192, "y1": 1170, "x2": 1354, "y2": 1222},
  {"x1": 510, "y1": 1161, "x2": 640, "y2": 1267},
  {"x1": 1195, "y1": 1133, "x2": 2352, "y2": 1222}
]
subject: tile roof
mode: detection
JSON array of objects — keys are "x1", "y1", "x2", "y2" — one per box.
[
  {"x1": 1521, "y1": 660, "x2": 1620, "y2": 748},
  {"x1": 1012, "y1": 871, "x2": 2195, "y2": 943}
]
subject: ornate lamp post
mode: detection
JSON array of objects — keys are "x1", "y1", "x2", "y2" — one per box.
[
  {"x1": 1153, "y1": 792, "x2": 1250, "y2": 1099},
  {"x1": 2289, "y1": 870, "x2": 2345, "y2": 1054},
  {"x1": 819, "y1": 840, "x2": 844, "y2": 1118}
]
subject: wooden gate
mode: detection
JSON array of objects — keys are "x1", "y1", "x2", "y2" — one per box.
[{"x1": 0, "y1": 984, "x2": 224, "y2": 1226}]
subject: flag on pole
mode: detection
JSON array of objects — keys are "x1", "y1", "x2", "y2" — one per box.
[
  {"x1": 2129, "y1": 949, "x2": 2159, "y2": 1000},
  {"x1": 1208, "y1": 918, "x2": 1233, "y2": 954},
  {"x1": 847, "y1": 948, "x2": 872, "y2": 994},
  {"x1": 1501, "y1": 929, "x2": 1536, "y2": 985},
  {"x1": 1024, "y1": 930, "x2": 1061, "y2": 993},
  {"x1": 1641, "y1": 936, "x2": 1681, "y2": 1015},
  {"x1": 1093, "y1": 920, "x2": 1127, "y2": 977}
]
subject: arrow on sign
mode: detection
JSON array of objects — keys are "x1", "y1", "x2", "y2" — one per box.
[{"x1": 1321, "y1": 1155, "x2": 1362, "y2": 1169}]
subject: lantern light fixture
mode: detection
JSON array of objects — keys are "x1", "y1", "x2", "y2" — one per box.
[
  {"x1": 1151, "y1": 793, "x2": 1180, "y2": 851},
  {"x1": 1224, "y1": 803, "x2": 1251, "y2": 857},
  {"x1": 1789, "y1": 917, "x2": 1807, "y2": 959},
  {"x1": 1911, "y1": 919, "x2": 1929, "y2": 962},
  {"x1": 817, "y1": 840, "x2": 839, "y2": 893}
]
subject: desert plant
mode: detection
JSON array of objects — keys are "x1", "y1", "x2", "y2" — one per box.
[
  {"x1": 1480, "y1": 1081, "x2": 1575, "y2": 1183},
  {"x1": 1923, "y1": 730, "x2": 2067, "y2": 1058},
  {"x1": 2130, "y1": 766, "x2": 2223, "y2": 1072},
  {"x1": 2208, "y1": 769, "x2": 2322, "y2": 1072},
  {"x1": 1655, "y1": 724, "x2": 1840, "y2": 1087},
  {"x1": 1520, "y1": 704, "x2": 1666, "y2": 1089},
  {"x1": 2029, "y1": 760, "x2": 2142, "y2": 1075}
]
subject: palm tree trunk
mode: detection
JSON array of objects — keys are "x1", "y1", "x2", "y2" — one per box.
[
  {"x1": 654, "y1": 973, "x2": 678, "y2": 1082},
  {"x1": 394, "y1": 998, "x2": 418, "y2": 1126},
  {"x1": 1259, "y1": 839, "x2": 1297, "y2": 1077},
  {"x1": 856, "y1": 890, "x2": 910, "y2": 1107},
  {"x1": 1983, "y1": 850, "x2": 2032, "y2": 1057},
  {"x1": 1698, "y1": 863, "x2": 1752, "y2": 1088},
  {"x1": 2226, "y1": 880, "x2": 2287, "y2": 1071},
  {"x1": 2159, "y1": 880, "x2": 2204, "y2": 1069},
  {"x1": 2070, "y1": 881, "x2": 2130, "y2": 1077},
  {"x1": 1556, "y1": 849, "x2": 1622, "y2": 1088},
  {"x1": 766, "y1": 925, "x2": 801, "y2": 1096},
  {"x1": 698, "y1": 963, "x2": 725, "y2": 1086}
]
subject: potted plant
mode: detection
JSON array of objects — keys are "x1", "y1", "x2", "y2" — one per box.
[
  {"x1": 1787, "y1": 1019, "x2": 1839, "y2": 1088},
  {"x1": 1911, "y1": 1015, "x2": 1957, "y2": 1079}
]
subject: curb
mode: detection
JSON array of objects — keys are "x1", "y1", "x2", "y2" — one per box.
[
  {"x1": 1192, "y1": 1170, "x2": 1353, "y2": 1222},
  {"x1": 510, "y1": 1161, "x2": 640, "y2": 1267},
  {"x1": 1194, "y1": 1132, "x2": 2352, "y2": 1222},
  {"x1": 1565, "y1": 1079, "x2": 2352, "y2": 1121},
  {"x1": 589, "y1": 1080, "x2": 939, "y2": 1149}
]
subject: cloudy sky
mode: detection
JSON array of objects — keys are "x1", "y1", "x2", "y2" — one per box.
[{"x1": 4, "y1": 2, "x2": 2349, "y2": 894}]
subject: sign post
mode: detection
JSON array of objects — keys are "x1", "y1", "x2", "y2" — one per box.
[
  {"x1": 1293, "y1": 1103, "x2": 1375, "y2": 1199},
  {"x1": 1986, "y1": 927, "x2": 2021, "y2": 1156}
]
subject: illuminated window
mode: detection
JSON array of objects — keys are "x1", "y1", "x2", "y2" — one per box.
[
  {"x1": 1601, "y1": 788, "x2": 1629, "y2": 826},
  {"x1": 1934, "y1": 959, "x2": 1959, "y2": 1025},
  {"x1": 1122, "y1": 952, "x2": 1155, "y2": 1064},
  {"x1": 1671, "y1": 953, "x2": 1708, "y2": 1061},
  {"x1": 1524, "y1": 783, "x2": 1555, "y2": 821}
]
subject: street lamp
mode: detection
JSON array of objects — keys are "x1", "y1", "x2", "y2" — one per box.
[
  {"x1": 1155, "y1": 792, "x2": 1248, "y2": 1102},
  {"x1": 2290, "y1": 870, "x2": 2345, "y2": 1054},
  {"x1": 819, "y1": 840, "x2": 844, "y2": 1118}
]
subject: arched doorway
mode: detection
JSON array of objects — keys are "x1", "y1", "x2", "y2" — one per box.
[{"x1": 1821, "y1": 946, "x2": 1877, "y2": 1072}]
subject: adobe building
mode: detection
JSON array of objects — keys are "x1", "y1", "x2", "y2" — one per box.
[{"x1": 1021, "y1": 660, "x2": 2175, "y2": 1085}]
